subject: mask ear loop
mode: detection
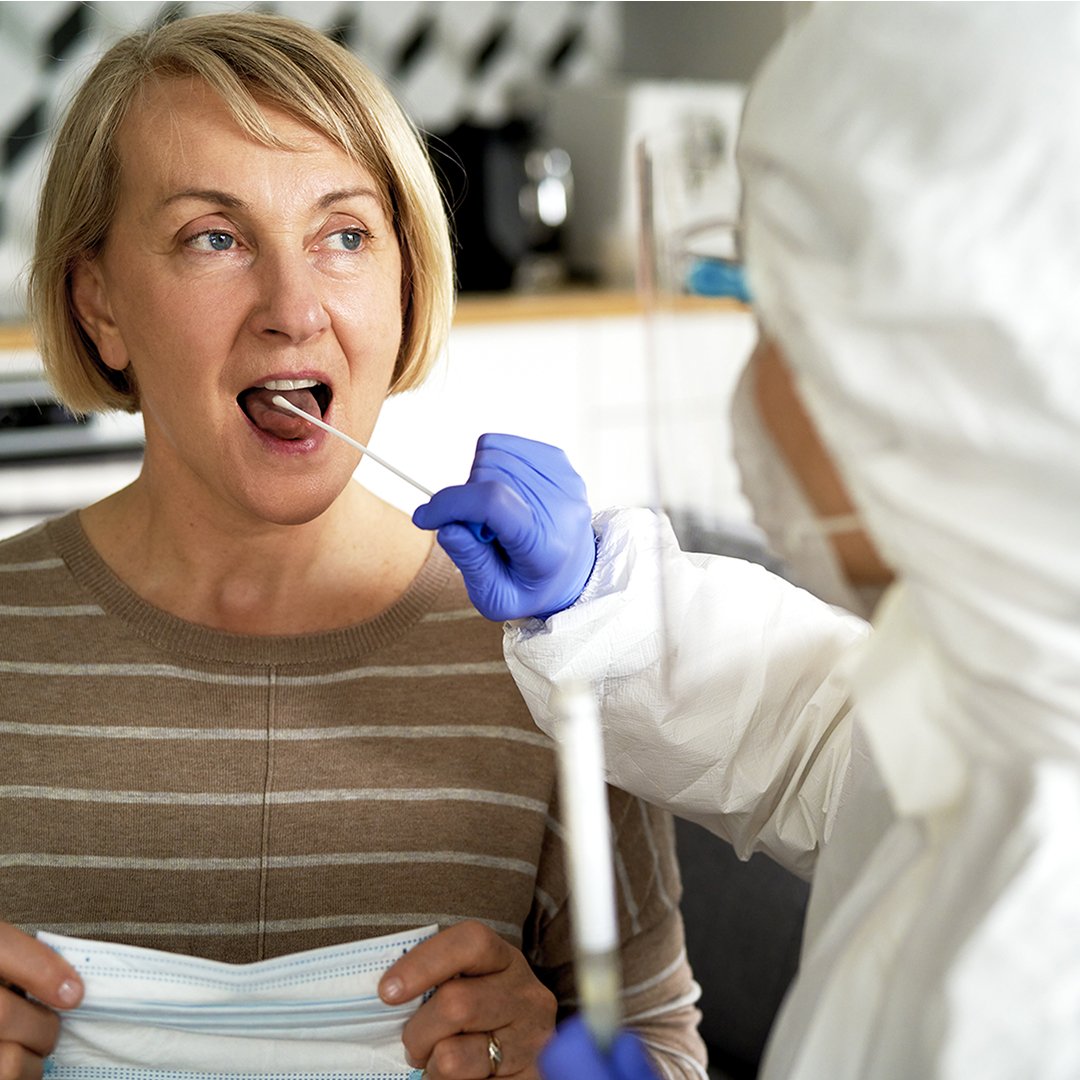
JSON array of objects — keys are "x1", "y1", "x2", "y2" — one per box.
[{"x1": 784, "y1": 512, "x2": 865, "y2": 544}]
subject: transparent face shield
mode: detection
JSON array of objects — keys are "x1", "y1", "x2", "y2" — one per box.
[
  {"x1": 634, "y1": 129, "x2": 885, "y2": 625},
  {"x1": 544, "y1": 122, "x2": 758, "y2": 1040},
  {"x1": 632, "y1": 128, "x2": 768, "y2": 689},
  {"x1": 549, "y1": 120, "x2": 882, "y2": 1058},
  {"x1": 634, "y1": 129, "x2": 757, "y2": 554}
]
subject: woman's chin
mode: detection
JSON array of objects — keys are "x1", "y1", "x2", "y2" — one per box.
[{"x1": 235, "y1": 479, "x2": 351, "y2": 530}]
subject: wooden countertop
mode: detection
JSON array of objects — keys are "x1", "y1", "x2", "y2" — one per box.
[
  {"x1": 0, "y1": 290, "x2": 747, "y2": 351},
  {"x1": 0, "y1": 324, "x2": 35, "y2": 351},
  {"x1": 455, "y1": 288, "x2": 746, "y2": 323},
  {"x1": 454, "y1": 288, "x2": 646, "y2": 324}
]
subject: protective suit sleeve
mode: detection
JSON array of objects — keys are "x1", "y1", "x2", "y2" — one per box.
[{"x1": 504, "y1": 507, "x2": 870, "y2": 878}]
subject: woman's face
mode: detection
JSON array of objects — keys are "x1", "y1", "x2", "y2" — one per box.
[{"x1": 73, "y1": 77, "x2": 404, "y2": 527}]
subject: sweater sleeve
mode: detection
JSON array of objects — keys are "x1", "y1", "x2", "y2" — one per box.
[
  {"x1": 506, "y1": 507, "x2": 870, "y2": 880},
  {"x1": 607, "y1": 790, "x2": 708, "y2": 1080},
  {"x1": 525, "y1": 785, "x2": 708, "y2": 1080}
]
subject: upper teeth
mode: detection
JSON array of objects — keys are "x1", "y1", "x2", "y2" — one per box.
[{"x1": 261, "y1": 379, "x2": 319, "y2": 390}]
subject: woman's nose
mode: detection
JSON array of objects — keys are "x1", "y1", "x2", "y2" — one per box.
[{"x1": 248, "y1": 249, "x2": 331, "y2": 344}]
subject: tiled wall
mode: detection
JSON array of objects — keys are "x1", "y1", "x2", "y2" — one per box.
[{"x1": 0, "y1": 0, "x2": 620, "y2": 317}]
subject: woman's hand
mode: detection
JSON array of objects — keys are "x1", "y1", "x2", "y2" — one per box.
[
  {"x1": 0, "y1": 922, "x2": 82, "y2": 1079},
  {"x1": 379, "y1": 921, "x2": 556, "y2": 1079}
]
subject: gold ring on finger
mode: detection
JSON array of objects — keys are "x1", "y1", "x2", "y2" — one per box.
[{"x1": 487, "y1": 1031, "x2": 503, "y2": 1076}]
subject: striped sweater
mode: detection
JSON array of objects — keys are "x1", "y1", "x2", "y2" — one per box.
[{"x1": 0, "y1": 512, "x2": 706, "y2": 1077}]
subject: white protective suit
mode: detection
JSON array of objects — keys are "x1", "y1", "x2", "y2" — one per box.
[{"x1": 507, "y1": 4, "x2": 1080, "y2": 1078}]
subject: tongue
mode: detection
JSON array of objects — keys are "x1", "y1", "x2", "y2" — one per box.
[{"x1": 242, "y1": 387, "x2": 320, "y2": 439}]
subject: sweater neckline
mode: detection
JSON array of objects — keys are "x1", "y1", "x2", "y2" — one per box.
[{"x1": 45, "y1": 511, "x2": 455, "y2": 667}]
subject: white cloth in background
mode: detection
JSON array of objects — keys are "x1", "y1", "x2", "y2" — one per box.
[
  {"x1": 508, "y1": 4, "x2": 1080, "y2": 1077},
  {"x1": 40, "y1": 925, "x2": 435, "y2": 1078}
]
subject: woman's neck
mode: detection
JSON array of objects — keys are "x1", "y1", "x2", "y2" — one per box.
[{"x1": 78, "y1": 475, "x2": 433, "y2": 635}]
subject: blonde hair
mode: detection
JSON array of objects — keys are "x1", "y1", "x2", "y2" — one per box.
[{"x1": 28, "y1": 12, "x2": 454, "y2": 414}]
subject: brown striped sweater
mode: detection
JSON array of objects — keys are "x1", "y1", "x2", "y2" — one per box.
[{"x1": 0, "y1": 512, "x2": 706, "y2": 1078}]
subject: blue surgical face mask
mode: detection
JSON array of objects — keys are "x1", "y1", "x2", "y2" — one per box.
[{"x1": 40, "y1": 925, "x2": 436, "y2": 1079}]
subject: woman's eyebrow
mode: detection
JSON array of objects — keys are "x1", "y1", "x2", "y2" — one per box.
[
  {"x1": 159, "y1": 188, "x2": 244, "y2": 210},
  {"x1": 315, "y1": 187, "x2": 383, "y2": 210},
  {"x1": 155, "y1": 187, "x2": 382, "y2": 212}
]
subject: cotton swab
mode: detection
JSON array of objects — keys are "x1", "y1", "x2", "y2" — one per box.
[
  {"x1": 270, "y1": 394, "x2": 495, "y2": 543},
  {"x1": 270, "y1": 395, "x2": 433, "y2": 497}
]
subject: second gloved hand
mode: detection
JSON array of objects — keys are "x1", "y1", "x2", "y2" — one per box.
[
  {"x1": 412, "y1": 434, "x2": 595, "y2": 621},
  {"x1": 539, "y1": 1016, "x2": 660, "y2": 1080}
]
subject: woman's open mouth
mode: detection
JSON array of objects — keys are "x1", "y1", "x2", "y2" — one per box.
[{"x1": 237, "y1": 379, "x2": 332, "y2": 439}]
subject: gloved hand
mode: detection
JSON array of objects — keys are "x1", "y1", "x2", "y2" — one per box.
[
  {"x1": 539, "y1": 1016, "x2": 660, "y2": 1080},
  {"x1": 412, "y1": 433, "x2": 595, "y2": 622}
]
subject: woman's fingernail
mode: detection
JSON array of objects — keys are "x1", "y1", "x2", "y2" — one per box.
[
  {"x1": 57, "y1": 978, "x2": 82, "y2": 1007},
  {"x1": 381, "y1": 976, "x2": 404, "y2": 1002}
]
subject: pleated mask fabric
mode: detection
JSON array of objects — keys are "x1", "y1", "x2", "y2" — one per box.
[{"x1": 39, "y1": 925, "x2": 436, "y2": 1078}]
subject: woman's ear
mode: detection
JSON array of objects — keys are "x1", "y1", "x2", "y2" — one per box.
[{"x1": 71, "y1": 259, "x2": 129, "y2": 373}]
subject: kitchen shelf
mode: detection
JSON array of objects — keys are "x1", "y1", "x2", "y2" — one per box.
[{"x1": 454, "y1": 288, "x2": 746, "y2": 323}]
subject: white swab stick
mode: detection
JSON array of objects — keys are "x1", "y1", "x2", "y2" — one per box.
[{"x1": 270, "y1": 395, "x2": 433, "y2": 497}]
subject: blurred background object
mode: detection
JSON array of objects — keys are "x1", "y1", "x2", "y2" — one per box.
[
  {"x1": 438, "y1": 119, "x2": 573, "y2": 292},
  {"x1": 0, "y1": 1, "x2": 794, "y2": 311},
  {"x1": 545, "y1": 80, "x2": 745, "y2": 288}
]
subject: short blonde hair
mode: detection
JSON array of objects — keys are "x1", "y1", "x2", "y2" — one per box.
[{"x1": 28, "y1": 12, "x2": 454, "y2": 414}]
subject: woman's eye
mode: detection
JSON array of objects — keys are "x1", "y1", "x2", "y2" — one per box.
[
  {"x1": 188, "y1": 231, "x2": 236, "y2": 252},
  {"x1": 327, "y1": 229, "x2": 367, "y2": 252}
]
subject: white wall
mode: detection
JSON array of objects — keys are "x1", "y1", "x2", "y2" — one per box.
[
  {"x1": 359, "y1": 308, "x2": 758, "y2": 524},
  {"x1": 619, "y1": 2, "x2": 796, "y2": 84}
]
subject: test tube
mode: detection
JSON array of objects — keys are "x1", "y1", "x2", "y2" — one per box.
[{"x1": 552, "y1": 680, "x2": 622, "y2": 1052}]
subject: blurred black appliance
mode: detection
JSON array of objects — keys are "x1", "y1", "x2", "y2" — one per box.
[
  {"x1": 437, "y1": 121, "x2": 572, "y2": 292},
  {"x1": 0, "y1": 375, "x2": 142, "y2": 460},
  {"x1": 0, "y1": 372, "x2": 144, "y2": 541}
]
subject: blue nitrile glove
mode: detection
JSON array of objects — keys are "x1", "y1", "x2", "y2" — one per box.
[
  {"x1": 411, "y1": 433, "x2": 595, "y2": 622},
  {"x1": 539, "y1": 1016, "x2": 660, "y2": 1080}
]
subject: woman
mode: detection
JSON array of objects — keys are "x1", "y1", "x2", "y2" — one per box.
[{"x1": 0, "y1": 13, "x2": 705, "y2": 1079}]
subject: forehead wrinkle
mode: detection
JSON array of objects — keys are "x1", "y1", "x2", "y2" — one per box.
[{"x1": 114, "y1": 83, "x2": 391, "y2": 226}]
